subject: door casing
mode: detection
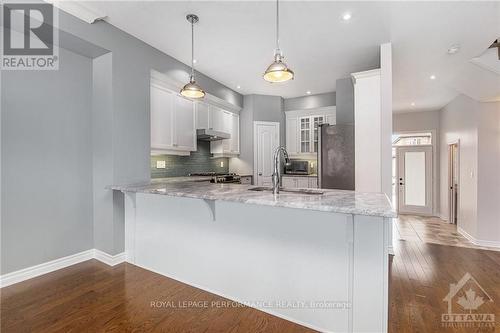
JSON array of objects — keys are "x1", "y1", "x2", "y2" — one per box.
[{"x1": 253, "y1": 121, "x2": 280, "y2": 186}]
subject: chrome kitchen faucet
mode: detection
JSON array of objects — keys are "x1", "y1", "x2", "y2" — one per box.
[{"x1": 272, "y1": 146, "x2": 289, "y2": 195}]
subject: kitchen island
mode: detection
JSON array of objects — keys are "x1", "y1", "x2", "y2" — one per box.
[{"x1": 110, "y1": 178, "x2": 395, "y2": 333}]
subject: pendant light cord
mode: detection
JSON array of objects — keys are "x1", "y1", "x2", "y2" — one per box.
[
  {"x1": 191, "y1": 20, "x2": 195, "y2": 79},
  {"x1": 276, "y1": 0, "x2": 280, "y2": 54}
]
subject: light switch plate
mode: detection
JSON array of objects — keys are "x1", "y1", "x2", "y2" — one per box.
[{"x1": 156, "y1": 160, "x2": 166, "y2": 169}]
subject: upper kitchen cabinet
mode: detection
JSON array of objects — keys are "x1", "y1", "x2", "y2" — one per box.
[
  {"x1": 195, "y1": 101, "x2": 210, "y2": 129},
  {"x1": 151, "y1": 83, "x2": 196, "y2": 156},
  {"x1": 195, "y1": 101, "x2": 240, "y2": 157},
  {"x1": 285, "y1": 107, "x2": 336, "y2": 159},
  {"x1": 210, "y1": 110, "x2": 240, "y2": 157}
]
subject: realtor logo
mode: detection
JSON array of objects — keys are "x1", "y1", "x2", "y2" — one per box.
[
  {"x1": 1, "y1": 2, "x2": 58, "y2": 70},
  {"x1": 441, "y1": 272, "x2": 495, "y2": 328}
]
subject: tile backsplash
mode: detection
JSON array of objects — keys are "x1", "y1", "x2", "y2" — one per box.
[{"x1": 151, "y1": 141, "x2": 229, "y2": 178}]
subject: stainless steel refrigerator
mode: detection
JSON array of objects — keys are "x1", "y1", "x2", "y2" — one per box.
[{"x1": 317, "y1": 124, "x2": 355, "y2": 190}]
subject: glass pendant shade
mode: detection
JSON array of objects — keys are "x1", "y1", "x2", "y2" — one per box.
[
  {"x1": 181, "y1": 76, "x2": 205, "y2": 98},
  {"x1": 263, "y1": 53, "x2": 294, "y2": 83}
]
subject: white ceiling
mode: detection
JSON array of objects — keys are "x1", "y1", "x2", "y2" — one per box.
[{"x1": 82, "y1": 1, "x2": 499, "y2": 112}]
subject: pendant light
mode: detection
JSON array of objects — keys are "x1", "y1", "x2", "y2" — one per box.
[
  {"x1": 263, "y1": 0, "x2": 294, "y2": 83},
  {"x1": 180, "y1": 14, "x2": 205, "y2": 99}
]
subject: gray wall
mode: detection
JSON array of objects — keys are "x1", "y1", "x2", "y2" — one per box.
[
  {"x1": 151, "y1": 141, "x2": 229, "y2": 178},
  {"x1": 230, "y1": 95, "x2": 284, "y2": 175},
  {"x1": 439, "y1": 95, "x2": 500, "y2": 244},
  {"x1": 1, "y1": 9, "x2": 243, "y2": 273},
  {"x1": 1, "y1": 48, "x2": 94, "y2": 274},
  {"x1": 393, "y1": 110, "x2": 441, "y2": 216},
  {"x1": 335, "y1": 78, "x2": 354, "y2": 125},
  {"x1": 283, "y1": 92, "x2": 336, "y2": 111}
]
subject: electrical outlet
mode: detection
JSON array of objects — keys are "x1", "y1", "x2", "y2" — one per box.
[
  {"x1": 156, "y1": 160, "x2": 166, "y2": 169},
  {"x1": 220, "y1": 161, "x2": 224, "y2": 168}
]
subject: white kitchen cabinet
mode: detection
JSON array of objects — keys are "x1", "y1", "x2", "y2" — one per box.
[
  {"x1": 151, "y1": 84, "x2": 174, "y2": 151},
  {"x1": 195, "y1": 102, "x2": 210, "y2": 129},
  {"x1": 285, "y1": 107, "x2": 336, "y2": 159},
  {"x1": 230, "y1": 112, "x2": 240, "y2": 153},
  {"x1": 151, "y1": 83, "x2": 196, "y2": 155},
  {"x1": 211, "y1": 110, "x2": 240, "y2": 156},
  {"x1": 281, "y1": 176, "x2": 296, "y2": 188},
  {"x1": 282, "y1": 176, "x2": 318, "y2": 189},
  {"x1": 209, "y1": 106, "x2": 225, "y2": 132},
  {"x1": 308, "y1": 177, "x2": 318, "y2": 189}
]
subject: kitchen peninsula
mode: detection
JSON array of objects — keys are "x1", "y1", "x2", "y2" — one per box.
[{"x1": 110, "y1": 178, "x2": 395, "y2": 333}]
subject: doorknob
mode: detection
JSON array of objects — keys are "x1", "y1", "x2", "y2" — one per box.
[{"x1": 258, "y1": 173, "x2": 262, "y2": 176}]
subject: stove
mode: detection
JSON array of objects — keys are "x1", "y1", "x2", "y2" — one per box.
[{"x1": 189, "y1": 172, "x2": 241, "y2": 184}]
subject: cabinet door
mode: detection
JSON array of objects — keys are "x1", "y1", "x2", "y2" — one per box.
[
  {"x1": 231, "y1": 113, "x2": 240, "y2": 153},
  {"x1": 299, "y1": 117, "x2": 311, "y2": 153},
  {"x1": 308, "y1": 177, "x2": 318, "y2": 189},
  {"x1": 209, "y1": 106, "x2": 224, "y2": 131},
  {"x1": 282, "y1": 177, "x2": 297, "y2": 189},
  {"x1": 222, "y1": 111, "x2": 233, "y2": 152},
  {"x1": 196, "y1": 102, "x2": 209, "y2": 129},
  {"x1": 174, "y1": 95, "x2": 196, "y2": 151},
  {"x1": 297, "y1": 177, "x2": 309, "y2": 189},
  {"x1": 151, "y1": 85, "x2": 174, "y2": 149},
  {"x1": 286, "y1": 117, "x2": 298, "y2": 154},
  {"x1": 312, "y1": 116, "x2": 324, "y2": 153}
]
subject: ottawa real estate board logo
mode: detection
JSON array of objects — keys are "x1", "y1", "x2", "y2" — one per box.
[
  {"x1": 442, "y1": 272, "x2": 495, "y2": 328},
  {"x1": 1, "y1": 2, "x2": 59, "y2": 70}
]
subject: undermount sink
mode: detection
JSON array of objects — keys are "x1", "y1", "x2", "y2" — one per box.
[{"x1": 248, "y1": 187, "x2": 324, "y2": 195}]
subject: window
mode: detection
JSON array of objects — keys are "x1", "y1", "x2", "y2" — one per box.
[{"x1": 393, "y1": 133, "x2": 432, "y2": 146}]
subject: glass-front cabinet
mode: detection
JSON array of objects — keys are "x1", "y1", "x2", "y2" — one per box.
[
  {"x1": 299, "y1": 116, "x2": 324, "y2": 153},
  {"x1": 300, "y1": 117, "x2": 310, "y2": 153},
  {"x1": 285, "y1": 107, "x2": 335, "y2": 158}
]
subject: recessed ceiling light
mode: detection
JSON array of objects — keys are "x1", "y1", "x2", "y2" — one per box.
[
  {"x1": 430, "y1": 75, "x2": 436, "y2": 80},
  {"x1": 411, "y1": 102, "x2": 416, "y2": 106},
  {"x1": 237, "y1": 85, "x2": 241, "y2": 89},
  {"x1": 306, "y1": 91, "x2": 312, "y2": 95},
  {"x1": 342, "y1": 12, "x2": 352, "y2": 21},
  {"x1": 447, "y1": 44, "x2": 460, "y2": 55}
]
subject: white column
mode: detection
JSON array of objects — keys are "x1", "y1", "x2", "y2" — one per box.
[{"x1": 351, "y1": 69, "x2": 382, "y2": 193}]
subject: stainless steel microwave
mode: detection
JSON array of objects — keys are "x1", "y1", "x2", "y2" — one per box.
[{"x1": 285, "y1": 160, "x2": 311, "y2": 175}]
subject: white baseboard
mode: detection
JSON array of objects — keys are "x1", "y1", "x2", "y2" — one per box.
[
  {"x1": 0, "y1": 249, "x2": 126, "y2": 288},
  {"x1": 458, "y1": 227, "x2": 500, "y2": 250},
  {"x1": 94, "y1": 249, "x2": 127, "y2": 266}
]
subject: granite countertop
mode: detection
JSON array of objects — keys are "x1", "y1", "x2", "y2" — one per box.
[
  {"x1": 108, "y1": 178, "x2": 396, "y2": 218},
  {"x1": 283, "y1": 174, "x2": 318, "y2": 177}
]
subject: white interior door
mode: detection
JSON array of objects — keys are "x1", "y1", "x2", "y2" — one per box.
[
  {"x1": 397, "y1": 146, "x2": 432, "y2": 215},
  {"x1": 254, "y1": 122, "x2": 280, "y2": 186}
]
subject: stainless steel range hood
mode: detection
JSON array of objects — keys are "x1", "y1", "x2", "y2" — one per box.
[{"x1": 196, "y1": 129, "x2": 230, "y2": 141}]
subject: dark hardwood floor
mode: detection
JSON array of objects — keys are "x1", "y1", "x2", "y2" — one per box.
[
  {"x1": 0, "y1": 260, "x2": 315, "y2": 333},
  {"x1": 1, "y1": 216, "x2": 499, "y2": 332}
]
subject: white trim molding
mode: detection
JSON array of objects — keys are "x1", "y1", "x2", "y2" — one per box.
[
  {"x1": 351, "y1": 68, "x2": 381, "y2": 84},
  {"x1": 458, "y1": 227, "x2": 500, "y2": 250},
  {"x1": 46, "y1": 1, "x2": 107, "y2": 24},
  {"x1": 151, "y1": 70, "x2": 242, "y2": 114},
  {"x1": 94, "y1": 249, "x2": 127, "y2": 266},
  {"x1": 0, "y1": 249, "x2": 126, "y2": 288}
]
